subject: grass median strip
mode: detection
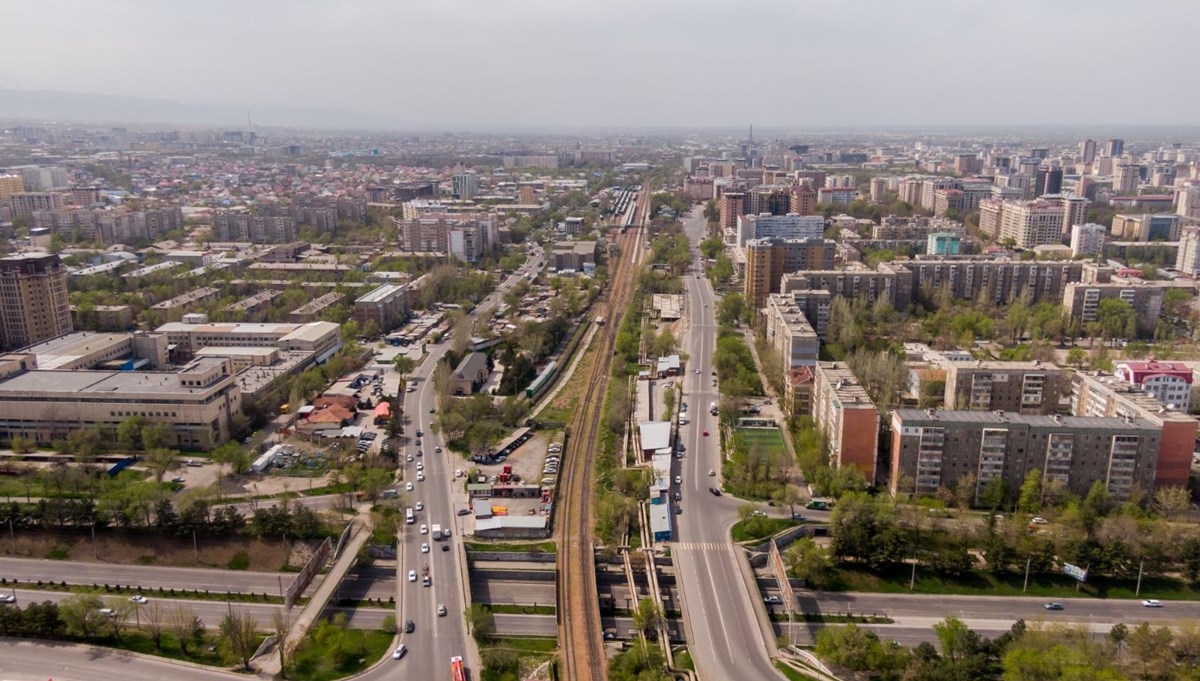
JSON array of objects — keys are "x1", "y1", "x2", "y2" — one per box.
[
  {"x1": 1, "y1": 578, "x2": 294, "y2": 605},
  {"x1": 480, "y1": 603, "x2": 556, "y2": 616}
]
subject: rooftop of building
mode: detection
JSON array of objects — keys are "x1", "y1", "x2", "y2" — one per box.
[
  {"x1": 16, "y1": 331, "x2": 136, "y2": 370},
  {"x1": 893, "y1": 407, "x2": 1159, "y2": 431},
  {"x1": 0, "y1": 361, "x2": 231, "y2": 397},
  {"x1": 816, "y1": 362, "x2": 875, "y2": 407},
  {"x1": 355, "y1": 283, "x2": 407, "y2": 304},
  {"x1": 947, "y1": 360, "x2": 1062, "y2": 372}
]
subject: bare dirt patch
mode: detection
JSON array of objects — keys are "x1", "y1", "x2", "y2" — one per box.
[{"x1": 1, "y1": 530, "x2": 319, "y2": 571}]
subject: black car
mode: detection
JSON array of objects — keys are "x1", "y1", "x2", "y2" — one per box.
[
  {"x1": 708, "y1": 487, "x2": 721, "y2": 496},
  {"x1": 442, "y1": 543, "x2": 450, "y2": 551},
  {"x1": 404, "y1": 619, "x2": 415, "y2": 633},
  {"x1": 457, "y1": 508, "x2": 472, "y2": 516}
]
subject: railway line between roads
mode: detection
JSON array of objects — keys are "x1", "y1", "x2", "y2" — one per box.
[{"x1": 557, "y1": 190, "x2": 646, "y2": 681}]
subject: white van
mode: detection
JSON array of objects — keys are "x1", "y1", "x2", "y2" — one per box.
[{"x1": 405, "y1": 508, "x2": 415, "y2": 524}]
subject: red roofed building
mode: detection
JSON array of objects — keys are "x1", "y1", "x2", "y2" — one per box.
[{"x1": 1115, "y1": 360, "x2": 1193, "y2": 408}]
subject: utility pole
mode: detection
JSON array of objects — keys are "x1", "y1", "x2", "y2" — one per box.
[
  {"x1": 1023, "y1": 556, "x2": 1032, "y2": 593},
  {"x1": 1136, "y1": 557, "x2": 1145, "y2": 597}
]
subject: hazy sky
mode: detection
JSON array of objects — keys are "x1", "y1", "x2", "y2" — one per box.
[{"x1": 2, "y1": 0, "x2": 1197, "y2": 129}]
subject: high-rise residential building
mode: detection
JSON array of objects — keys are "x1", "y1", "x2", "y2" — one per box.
[
  {"x1": 400, "y1": 213, "x2": 499, "y2": 262},
  {"x1": 1177, "y1": 184, "x2": 1200, "y2": 219},
  {"x1": 1071, "y1": 372, "x2": 1198, "y2": 489},
  {"x1": 1112, "y1": 213, "x2": 1181, "y2": 241},
  {"x1": 813, "y1": 362, "x2": 879, "y2": 483},
  {"x1": 451, "y1": 171, "x2": 479, "y2": 200},
  {"x1": 0, "y1": 175, "x2": 24, "y2": 204},
  {"x1": 816, "y1": 187, "x2": 858, "y2": 205},
  {"x1": 8, "y1": 192, "x2": 65, "y2": 218},
  {"x1": 1114, "y1": 360, "x2": 1193, "y2": 409},
  {"x1": 1105, "y1": 138, "x2": 1125, "y2": 157},
  {"x1": 1079, "y1": 139, "x2": 1097, "y2": 164},
  {"x1": 789, "y1": 183, "x2": 817, "y2": 215},
  {"x1": 1036, "y1": 167, "x2": 1063, "y2": 196},
  {"x1": 890, "y1": 409, "x2": 1160, "y2": 502},
  {"x1": 746, "y1": 185, "x2": 792, "y2": 216},
  {"x1": 869, "y1": 177, "x2": 889, "y2": 203},
  {"x1": 1176, "y1": 225, "x2": 1200, "y2": 277},
  {"x1": 717, "y1": 191, "x2": 746, "y2": 231},
  {"x1": 1115, "y1": 164, "x2": 1142, "y2": 195},
  {"x1": 1070, "y1": 222, "x2": 1107, "y2": 257},
  {"x1": 763, "y1": 294, "x2": 819, "y2": 368},
  {"x1": 518, "y1": 185, "x2": 537, "y2": 205},
  {"x1": 997, "y1": 199, "x2": 1070, "y2": 248},
  {"x1": 736, "y1": 213, "x2": 825, "y2": 246},
  {"x1": 743, "y1": 237, "x2": 834, "y2": 307},
  {"x1": 0, "y1": 254, "x2": 73, "y2": 350},
  {"x1": 944, "y1": 361, "x2": 1066, "y2": 415}
]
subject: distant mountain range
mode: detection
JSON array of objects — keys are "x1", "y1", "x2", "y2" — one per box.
[{"x1": 0, "y1": 89, "x2": 407, "y2": 130}]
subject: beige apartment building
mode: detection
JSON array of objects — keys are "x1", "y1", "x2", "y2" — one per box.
[
  {"x1": 944, "y1": 360, "x2": 1066, "y2": 415},
  {"x1": 0, "y1": 253, "x2": 73, "y2": 351}
]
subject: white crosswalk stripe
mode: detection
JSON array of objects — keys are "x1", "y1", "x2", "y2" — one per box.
[{"x1": 672, "y1": 541, "x2": 732, "y2": 551}]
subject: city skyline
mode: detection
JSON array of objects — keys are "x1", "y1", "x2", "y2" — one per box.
[{"x1": 3, "y1": 0, "x2": 1199, "y2": 129}]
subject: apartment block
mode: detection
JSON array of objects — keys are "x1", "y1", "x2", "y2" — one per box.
[
  {"x1": 782, "y1": 262, "x2": 913, "y2": 310},
  {"x1": 746, "y1": 185, "x2": 793, "y2": 216},
  {"x1": 211, "y1": 212, "x2": 296, "y2": 243},
  {"x1": 1061, "y1": 281, "x2": 1164, "y2": 331},
  {"x1": 1070, "y1": 223, "x2": 1107, "y2": 257},
  {"x1": 907, "y1": 258, "x2": 1082, "y2": 307},
  {"x1": 790, "y1": 184, "x2": 817, "y2": 215},
  {"x1": 354, "y1": 284, "x2": 411, "y2": 332},
  {"x1": 0, "y1": 254, "x2": 72, "y2": 351},
  {"x1": 944, "y1": 361, "x2": 1066, "y2": 415},
  {"x1": 872, "y1": 216, "x2": 965, "y2": 240},
  {"x1": 718, "y1": 191, "x2": 746, "y2": 232},
  {"x1": 9, "y1": 192, "x2": 65, "y2": 218},
  {"x1": 400, "y1": 213, "x2": 499, "y2": 262},
  {"x1": 736, "y1": 213, "x2": 825, "y2": 246},
  {"x1": 1177, "y1": 184, "x2": 1200, "y2": 220},
  {"x1": 743, "y1": 237, "x2": 834, "y2": 307},
  {"x1": 813, "y1": 362, "x2": 879, "y2": 482},
  {"x1": 1112, "y1": 213, "x2": 1180, "y2": 242},
  {"x1": 1178, "y1": 225, "x2": 1200, "y2": 277},
  {"x1": 1071, "y1": 372, "x2": 1198, "y2": 489},
  {"x1": 890, "y1": 409, "x2": 1160, "y2": 503},
  {"x1": 288, "y1": 292, "x2": 345, "y2": 323},
  {"x1": 763, "y1": 294, "x2": 819, "y2": 368},
  {"x1": 1114, "y1": 360, "x2": 1193, "y2": 409},
  {"x1": 927, "y1": 232, "x2": 961, "y2": 256},
  {"x1": 816, "y1": 187, "x2": 858, "y2": 205}
]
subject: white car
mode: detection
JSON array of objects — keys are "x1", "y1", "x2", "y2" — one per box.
[
  {"x1": 1143, "y1": 599, "x2": 1164, "y2": 608},
  {"x1": 100, "y1": 608, "x2": 116, "y2": 617},
  {"x1": 415, "y1": 501, "x2": 424, "y2": 511},
  {"x1": 0, "y1": 594, "x2": 15, "y2": 604},
  {"x1": 421, "y1": 542, "x2": 430, "y2": 554},
  {"x1": 406, "y1": 482, "x2": 414, "y2": 491},
  {"x1": 454, "y1": 468, "x2": 463, "y2": 478},
  {"x1": 408, "y1": 570, "x2": 417, "y2": 582},
  {"x1": 417, "y1": 473, "x2": 426, "y2": 482},
  {"x1": 674, "y1": 475, "x2": 682, "y2": 485},
  {"x1": 392, "y1": 643, "x2": 408, "y2": 659},
  {"x1": 420, "y1": 524, "x2": 428, "y2": 535},
  {"x1": 129, "y1": 595, "x2": 149, "y2": 604},
  {"x1": 437, "y1": 603, "x2": 447, "y2": 616},
  {"x1": 416, "y1": 462, "x2": 424, "y2": 471},
  {"x1": 406, "y1": 454, "x2": 414, "y2": 462}
]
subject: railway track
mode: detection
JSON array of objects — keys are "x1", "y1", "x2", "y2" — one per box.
[{"x1": 558, "y1": 192, "x2": 646, "y2": 681}]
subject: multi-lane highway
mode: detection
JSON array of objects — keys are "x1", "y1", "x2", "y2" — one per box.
[
  {"x1": 672, "y1": 205, "x2": 786, "y2": 681},
  {"x1": 382, "y1": 252, "x2": 542, "y2": 681}
]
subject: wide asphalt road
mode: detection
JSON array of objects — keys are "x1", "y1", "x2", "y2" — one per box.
[{"x1": 673, "y1": 205, "x2": 786, "y2": 681}]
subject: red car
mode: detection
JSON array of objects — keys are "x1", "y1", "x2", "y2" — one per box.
[{"x1": 702, "y1": 430, "x2": 709, "y2": 437}]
